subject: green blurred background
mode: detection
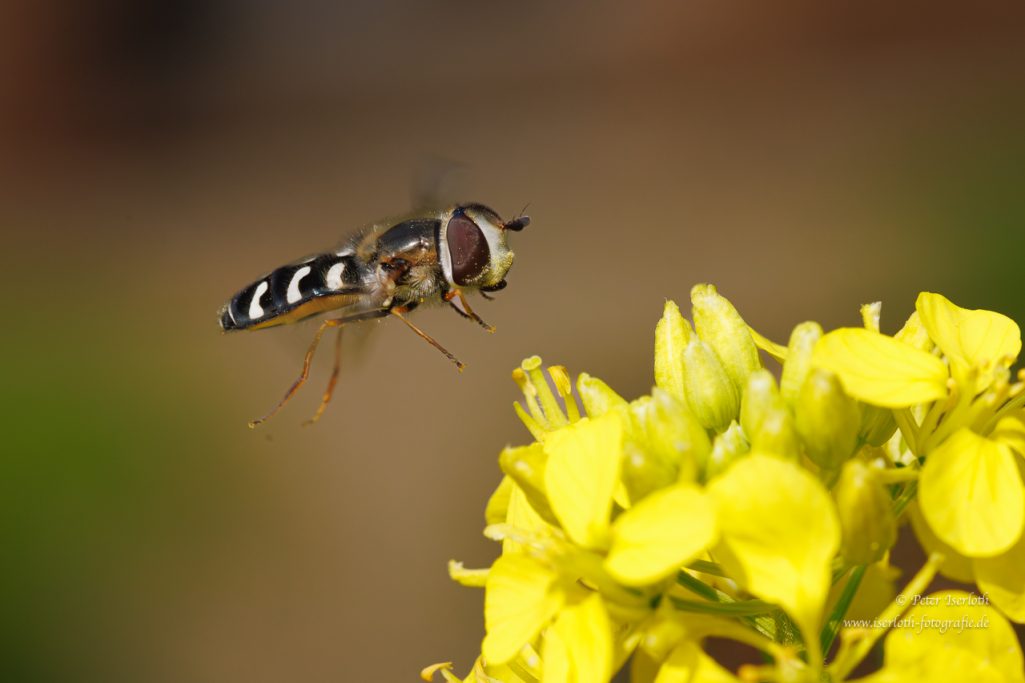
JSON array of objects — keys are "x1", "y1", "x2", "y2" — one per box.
[{"x1": 2, "y1": 1, "x2": 1023, "y2": 680}]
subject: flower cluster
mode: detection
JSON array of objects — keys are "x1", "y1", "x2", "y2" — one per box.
[{"x1": 424, "y1": 285, "x2": 1025, "y2": 683}]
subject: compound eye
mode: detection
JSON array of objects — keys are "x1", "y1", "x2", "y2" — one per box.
[{"x1": 447, "y1": 214, "x2": 490, "y2": 285}]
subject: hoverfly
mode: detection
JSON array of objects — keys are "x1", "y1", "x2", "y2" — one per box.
[{"x1": 218, "y1": 203, "x2": 529, "y2": 427}]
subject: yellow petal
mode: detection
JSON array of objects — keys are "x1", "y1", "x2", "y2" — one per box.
[
  {"x1": 605, "y1": 483, "x2": 717, "y2": 586},
  {"x1": 543, "y1": 414, "x2": 623, "y2": 549},
  {"x1": 812, "y1": 328, "x2": 948, "y2": 408},
  {"x1": 547, "y1": 593, "x2": 613, "y2": 683},
  {"x1": 919, "y1": 429, "x2": 1025, "y2": 557},
  {"x1": 916, "y1": 292, "x2": 1021, "y2": 385},
  {"x1": 483, "y1": 555, "x2": 564, "y2": 664},
  {"x1": 880, "y1": 591, "x2": 1024, "y2": 683},
  {"x1": 708, "y1": 454, "x2": 839, "y2": 644},
  {"x1": 485, "y1": 476, "x2": 514, "y2": 525},
  {"x1": 975, "y1": 534, "x2": 1025, "y2": 623},
  {"x1": 503, "y1": 482, "x2": 557, "y2": 555},
  {"x1": 907, "y1": 502, "x2": 975, "y2": 583},
  {"x1": 541, "y1": 626, "x2": 571, "y2": 683},
  {"x1": 654, "y1": 641, "x2": 740, "y2": 683},
  {"x1": 500, "y1": 443, "x2": 559, "y2": 526}
]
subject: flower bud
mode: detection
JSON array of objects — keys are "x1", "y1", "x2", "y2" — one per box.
[
  {"x1": 780, "y1": 321, "x2": 823, "y2": 409},
  {"x1": 794, "y1": 368, "x2": 860, "y2": 471},
  {"x1": 740, "y1": 370, "x2": 800, "y2": 458},
  {"x1": 859, "y1": 402, "x2": 897, "y2": 447},
  {"x1": 619, "y1": 392, "x2": 708, "y2": 502},
  {"x1": 691, "y1": 284, "x2": 760, "y2": 394},
  {"x1": 654, "y1": 299, "x2": 692, "y2": 403},
  {"x1": 498, "y1": 443, "x2": 559, "y2": 525},
  {"x1": 740, "y1": 369, "x2": 785, "y2": 438},
  {"x1": 620, "y1": 441, "x2": 677, "y2": 504},
  {"x1": 682, "y1": 338, "x2": 740, "y2": 432},
  {"x1": 750, "y1": 408, "x2": 801, "y2": 458},
  {"x1": 835, "y1": 459, "x2": 897, "y2": 565},
  {"x1": 577, "y1": 373, "x2": 629, "y2": 419},
  {"x1": 620, "y1": 397, "x2": 672, "y2": 501},
  {"x1": 705, "y1": 421, "x2": 749, "y2": 481},
  {"x1": 646, "y1": 388, "x2": 711, "y2": 482}
]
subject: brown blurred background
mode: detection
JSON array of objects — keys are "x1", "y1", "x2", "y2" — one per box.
[{"x1": 2, "y1": 1, "x2": 1024, "y2": 681}]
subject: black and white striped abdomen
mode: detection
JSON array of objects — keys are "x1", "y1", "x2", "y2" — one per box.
[{"x1": 219, "y1": 252, "x2": 365, "y2": 331}]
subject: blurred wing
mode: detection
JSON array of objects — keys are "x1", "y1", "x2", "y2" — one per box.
[{"x1": 410, "y1": 155, "x2": 470, "y2": 211}]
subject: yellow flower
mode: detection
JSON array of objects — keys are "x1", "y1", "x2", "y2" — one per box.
[
  {"x1": 812, "y1": 292, "x2": 1025, "y2": 620},
  {"x1": 707, "y1": 453, "x2": 840, "y2": 666},
  {"x1": 434, "y1": 286, "x2": 1025, "y2": 681}
]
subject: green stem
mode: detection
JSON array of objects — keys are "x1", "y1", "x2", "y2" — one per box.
[
  {"x1": 667, "y1": 595, "x2": 778, "y2": 616},
  {"x1": 676, "y1": 569, "x2": 721, "y2": 601},
  {"x1": 820, "y1": 564, "x2": 866, "y2": 656},
  {"x1": 676, "y1": 570, "x2": 778, "y2": 640},
  {"x1": 829, "y1": 553, "x2": 943, "y2": 681},
  {"x1": 892, "y1": 480, "x2": 918, "y2": 517},
  {"x1": 687, "y1": 559, "x2": 728, "y2": 577}
]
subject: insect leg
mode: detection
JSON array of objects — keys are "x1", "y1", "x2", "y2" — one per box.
[
  {"x1": 390, "y1": 308, "x2": 466, "y2": 371},
  {"x1": 444, "y1": 289, "x2": 495, "y2": 333},
  {"x1": 303, "y1": 324, "x2": 344, "y2": 427},
  {"x1": 249, "y1": 310, "x2": 386, "y2": 428}
]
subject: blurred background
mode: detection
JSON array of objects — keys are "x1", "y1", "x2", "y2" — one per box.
[{"x1": 2, "y1": 1, "x2": 1023, "y2": 680}]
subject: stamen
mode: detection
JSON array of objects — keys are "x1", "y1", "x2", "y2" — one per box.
[
  {"x1": 1010, "y1": 379, "x2": 1025, "y2": 398},
  {"x1": 513, "y1": 402, "x2": 546, "y2": 442},
  {"x1": 860, "y1": 301, "x2": 882, "y2": 333},
  {"x1": 512, "y1": 367, "x2": 544, "y2": 424},
  {"x1": 917, "y1": 384, "x2": 952, "y2": 442},
  {"x1": 547, "y1": 365, "x2": 581, "y2": 422},
  {"x1": 420, "y1": 662, "x2": 459, "y2": 683},
  {"x1": 893, "y1": 409, "x2": 921, "y2": 457},
  {"x1": 522, "y1": 356, "x2": 568, "y2": 428}
]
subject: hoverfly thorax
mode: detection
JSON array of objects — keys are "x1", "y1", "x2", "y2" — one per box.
[{"x1": 439, "y1": 204, "x2": 526, "y2": 291}]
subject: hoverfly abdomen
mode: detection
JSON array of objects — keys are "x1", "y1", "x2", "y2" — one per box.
[{"x1": 219, "y1": 252, "x2": 365, "y2": 332}]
